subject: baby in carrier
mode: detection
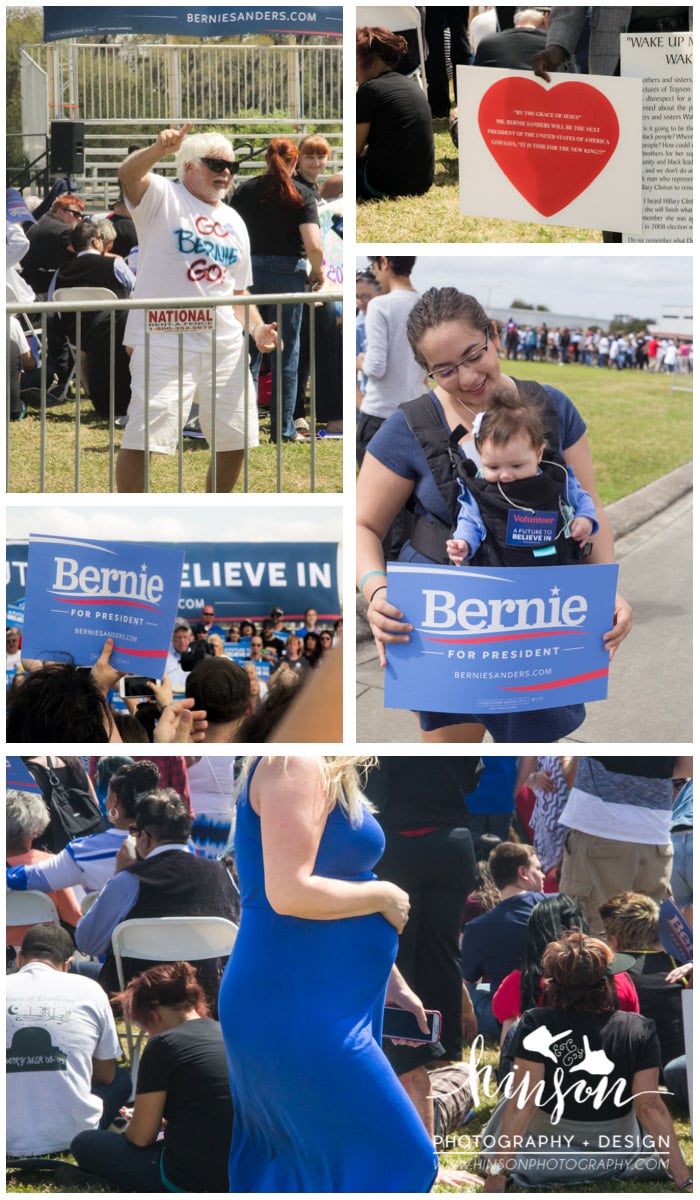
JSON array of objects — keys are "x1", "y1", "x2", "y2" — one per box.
[{"x1": 446, "y1": 386, "x2": 598, "y2": 567}]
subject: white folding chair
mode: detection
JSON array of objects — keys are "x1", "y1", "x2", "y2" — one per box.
[
  {"x1": 111, "y1": 916, "x2": 238, "y2": 1088},
  {"x1": 52, "y1": 286, "x2": 117, "y2": 401},
  {"x1": 6, "y1": 889, "x2": 60, "y2": 931},
  {"x1": 356, "y1": 6, "x2": 428, "y2": 90}
]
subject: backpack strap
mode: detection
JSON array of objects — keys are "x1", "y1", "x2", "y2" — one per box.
[{"x1": 399, "y1": 394, "x2": 469, "y2": 564}]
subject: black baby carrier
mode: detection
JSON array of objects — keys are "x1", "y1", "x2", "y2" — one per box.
[{"x1": 399, "y1": 379, "x2": 588, "y2": 567}]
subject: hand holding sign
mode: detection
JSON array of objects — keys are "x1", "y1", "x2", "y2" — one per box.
[{"x1": 366, "y1": 589, "x2": 412, "y2": 670}]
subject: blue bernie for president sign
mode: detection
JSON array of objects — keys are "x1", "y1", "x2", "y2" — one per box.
[
  {"x1": 384, "y1": 562, "x2": 618, "y2": 716},
  {"x1": 21, "y1": 534, "x2": 185, "y2": 675}
]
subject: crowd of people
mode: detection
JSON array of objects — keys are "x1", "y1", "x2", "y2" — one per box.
[
  {"x1": 6, "y1": 602, "x2": 343, "y2": 745},
  {"x1": 8, "y1": 128, "x2": 343, "y2": 489},
  {"x1": 356, "y1": 7, "x2": 691, "y2": 211},
  {"x1": 499, "y1": 319, "x2": 691, "y2": 372},
  {"x1": 6, "y1": 754, "x2": 692, "y2": 1193}
]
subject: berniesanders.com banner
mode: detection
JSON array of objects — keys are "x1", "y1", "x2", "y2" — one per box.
[
  {"x1": 6, "y1": 541, "x2": 340, "y2": 621},
  {"x1": 43, "y1": 7, "x2": 343, "y2": 40}
]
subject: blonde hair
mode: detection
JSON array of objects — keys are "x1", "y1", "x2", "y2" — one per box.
[
  {"x1": 598, "y1": 891, "x2": 660, "y2": 950},
  {"x1": 239, "y1": 756, "x2": 378, "y2": 825}
]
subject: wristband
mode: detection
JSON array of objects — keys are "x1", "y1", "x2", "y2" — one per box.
[
  {"x1": 359, "y1": 569, "x2": 387, "y2": 594},
  {"x1": 369, "y1": 584, "x2": 388, "y2": 604}
]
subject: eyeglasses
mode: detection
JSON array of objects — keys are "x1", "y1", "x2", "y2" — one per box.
[
  {"x1": 200, "y1": 156, "x2": 237, "y2": 174},
  {"x1": 202, "y1": 611, "x2": 215, "y2": 617},
  {"x1": 426, "y1": 328, "x2": 490, "y2": 385},
  {"x1": 66, "y1": 209, "x2": 83, "y2": 218}
]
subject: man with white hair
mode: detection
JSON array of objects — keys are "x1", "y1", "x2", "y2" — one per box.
[
  {"x1": 474, "y1": 8, "x2": 550, "y2": 68},
  {"x1": 116, "y1": 124, "x2": 277, "y2": 493}
]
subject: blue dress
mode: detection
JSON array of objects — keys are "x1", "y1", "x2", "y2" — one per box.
[{"x1": 218, "y1": 760, "x2": 438, "y2": 1192}]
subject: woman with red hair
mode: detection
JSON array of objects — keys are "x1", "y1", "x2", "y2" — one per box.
[
  {"x1": 71, "y1": 961, "x2": 233, "y2": 1191},
  {"x1": 480, "y1": 932, "x2": 691, "y2": 1192},
  {"x1": 356, "y1": 26, "x2": 434, "y2": 201},
  {"x1": 231, "y1": 138, "x2": 324, "y2": 443}
]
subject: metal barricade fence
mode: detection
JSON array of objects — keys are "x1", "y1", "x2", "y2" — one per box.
[{"x1": 7, "y1": 291, "x2": 341, "y2": 494}]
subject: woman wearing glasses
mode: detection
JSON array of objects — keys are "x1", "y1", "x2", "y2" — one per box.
[{"x1": 356, "y1": 287, "x2": 633, "y2": 743}]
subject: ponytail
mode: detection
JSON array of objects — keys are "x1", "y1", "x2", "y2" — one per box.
[{"x1": 263, "y1": 138, "x2": 304, "y2": 208}]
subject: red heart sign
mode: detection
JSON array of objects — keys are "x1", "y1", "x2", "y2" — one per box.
[{"x1": 478, "y1": 78, "x2": 620, "y2": 217}]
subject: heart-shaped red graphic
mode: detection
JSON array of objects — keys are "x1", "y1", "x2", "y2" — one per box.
[{"x1": 478, "y1": 78, "x2": 620, "y2": 216}]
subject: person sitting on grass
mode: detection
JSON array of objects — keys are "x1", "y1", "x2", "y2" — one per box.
[
  {"x1": 7, "y1": 924, "x2": 130, "y2": 1158},
  {"x1": 71, "y1": 961, "x2": 233, "y2": 1192},
  {"x1": 356, "y1": 26, "x2": 435, "y2": 202},
  {"x1": 479, "y1": 932, "x2": 692, "y2": 1192},
  {"x1": 598, "y1": 891, "x2": 687, "y2": 1098}
]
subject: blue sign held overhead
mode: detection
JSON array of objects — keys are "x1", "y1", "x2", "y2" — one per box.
[
  {"x1": 21, "y1": 534, "x2": 185, "y2": 675},
  {"x1": 384, "y1": 562, "x2": 618, "y2": 716}
]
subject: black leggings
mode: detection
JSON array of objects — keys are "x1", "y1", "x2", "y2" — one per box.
[{"x1": 377, "y1": 826, "x2": 476, "y2": 1062}]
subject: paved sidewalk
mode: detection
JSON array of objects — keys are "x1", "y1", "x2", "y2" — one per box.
[{"x1": 355, "y1": 466, "x2": 692, "y2": 744}]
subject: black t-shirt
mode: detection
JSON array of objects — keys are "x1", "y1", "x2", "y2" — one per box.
[
  {"x1": 474, "y1": 26, "x2": 546, "y2": 70},
  {"x1": 592, "y1": 757, "x2": 676, "y2": 779},
  {"x1": 363, "y1": 757, "x2": 482, "y2": 830},
  {"x1": 230, "y1": 174, "x2": 318, "y2": 257},
  {"x1": 136, "y1": 1018, "x2": 233, "y2": 1192},
  {"x1": 356, "y1": 71, "x2": 434, "y2": 198},
  {"x1": 511, "y1": 1007, "x2": 660, "y2": 1122},
  {"x1": 626, "y1": 950, "x2": 686, "y2": 1067}
]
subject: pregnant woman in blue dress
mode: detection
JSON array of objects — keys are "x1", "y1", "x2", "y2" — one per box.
[{"x1": 219, "y1": 755, "x2": 439, "y2": 1192}]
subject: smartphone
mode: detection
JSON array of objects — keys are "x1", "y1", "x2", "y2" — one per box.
[
  {"x1": 382, "y1": 1006, "x2": 442, "y2": 1044},
  {"x1": 118, "y1": 675, "x2": 157, "y2": 699}
]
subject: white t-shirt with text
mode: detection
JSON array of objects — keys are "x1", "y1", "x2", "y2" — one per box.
[
  {"x1": 7, "y1": 962, "x2": 122, "y2": 1155},
  {"x1": 125, "y1": 172, "x2": 253, "y2": 352}
]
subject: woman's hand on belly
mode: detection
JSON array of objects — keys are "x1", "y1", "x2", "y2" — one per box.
[{"x1": 377, "y1": 881, "x2": 411, "y2": 933}]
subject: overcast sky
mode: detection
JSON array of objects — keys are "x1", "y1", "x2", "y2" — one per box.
[
  {"x1": 359, "y1": 255, "x2": 691, "y2": 321},
  {"x1": 6, "y1": 504, "x2": 341, "y2": 544}
]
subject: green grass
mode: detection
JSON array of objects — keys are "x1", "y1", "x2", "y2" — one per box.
[
  {"x1": 502, "y1": 361, "x2": 691, "y2": 506},
  {"x1": 8, "y1": 403, "x2": 342, "y2": 494},
  {"x1": 8, "y1": 1039, "x2": 690, "y2": 1193},
  {"x1": 357, "y1": 121, "x2": 604, "y2": 244}
]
